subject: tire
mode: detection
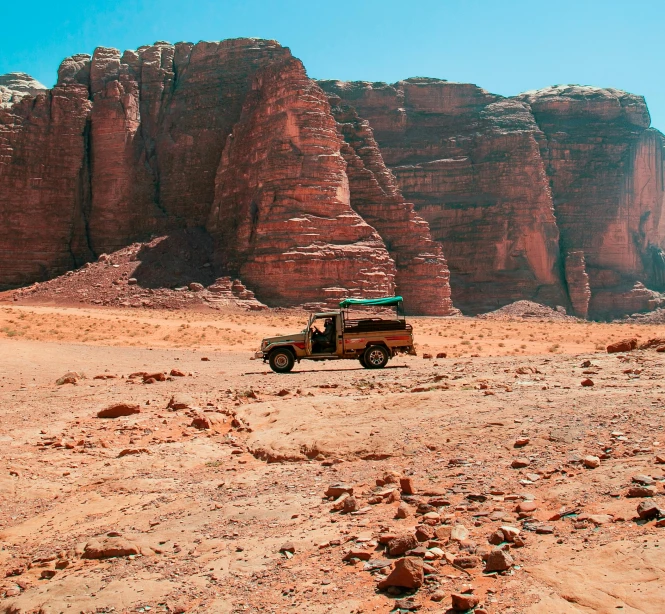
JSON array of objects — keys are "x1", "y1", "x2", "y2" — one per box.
[
  {"x1": 269, "y1": 348, "x2": 295, "y2": 373},
  {"x1": 363, "y1": 345, "x2": 389, "y2": 369},
  {"x1": 358, "y1": 355, "x2": 368, "y2": 368}
]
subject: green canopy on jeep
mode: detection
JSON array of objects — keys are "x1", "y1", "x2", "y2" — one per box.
[{"x1": 338, "y1": 296, "x2": 403, "y2": 308}]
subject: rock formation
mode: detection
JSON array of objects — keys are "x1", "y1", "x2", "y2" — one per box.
[
  {"x1": 0, "y1": 73, "x2": 47, "y2": 108},
  {"x1": 321, "y1": 79, "x2": 665, "y2": 318},
  {"x1": 320, "y1": 79, "x2": 566, "y2": 314},
  {"x1": 327, "y1": 100, "x2": 456, "y2": 315},
  {"x1": 207, "y1": 57, "x2": 396, "y2": 306},
  {"x1": 2, "y1": 37, "x2": 665, "y2": 318}
]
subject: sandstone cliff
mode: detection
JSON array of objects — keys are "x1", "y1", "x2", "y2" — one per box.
[
  {"x1": 207, "y1": 57, "x2": 396, "y2": 306},
  {"x1": 321, "y1": 79, "x2": 665, "y2": 318},
  {"x1": 2, "y1": 38, "x2": 665, "y2": 318}
]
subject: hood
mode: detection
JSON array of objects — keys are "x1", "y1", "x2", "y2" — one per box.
[{"x1": 260, "y1": 331, "x2": 306, "y2": 350}]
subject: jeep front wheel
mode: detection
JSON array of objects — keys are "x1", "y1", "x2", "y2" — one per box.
[
  {"x1": 269, "y1": 348, "x2": 295, "y2": 373},
  {"x1": 364, "y1": 345, "x2": 389, "y2": 369}
]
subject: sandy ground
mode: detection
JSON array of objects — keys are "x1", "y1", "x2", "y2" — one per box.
[{"x1": 1, "y1": 304, "x2": 665, "y2": 614}]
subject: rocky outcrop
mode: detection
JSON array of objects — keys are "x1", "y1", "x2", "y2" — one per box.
[
  {"x1": 327, "y1": 100, "x2": 456, "y2": 315},
  {"x1": 0, "y1": 80, "x2": 93, "y2": 288},
  {"x1": 321, "y1": 79, "x2": 665, "y2": 318},
  {"x1": 519, "y1": 86, "x2": 665, "y2": 318},
  {"x1": 3, "y1": 38, "x2": 665, "y2": 318},
  {"x1": 0, "y1": 73, "x2": 47, "y2": 108},
  {"x1": 207, "y1": 57, "x2": 396, "y2": 306},
  {"x1": 321, "y1": 79, "x2": 566, "y2": 314}
]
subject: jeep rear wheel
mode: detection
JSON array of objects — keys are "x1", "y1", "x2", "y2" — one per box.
[
  {"x1": 269, "y1": 348, "x2": 295, "y2": 373},
  {"x1": 364, "y1": 345, "x2": 389, "y2": 369}
]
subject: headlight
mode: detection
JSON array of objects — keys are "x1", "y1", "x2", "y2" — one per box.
[{"x1": 261, "y1": 340, "x2": 269, "y2": 350}]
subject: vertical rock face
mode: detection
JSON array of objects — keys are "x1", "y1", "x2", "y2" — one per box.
[
  {"x1": 0, "y1": 80, "x2": 92, "y2": 287},
  {"x1": 564, "y1": 251, "x2": 591, "y2": 319},
  {"x1": 327, "y1": 100, "x2": 456, "y2": 315},
  {"x1": 3, "y1": 39, "x2": 665, "y2": 318},
  {"x1": 78, "y1": 39, "x2": 293, "y2": 255},
  {"x1": 519, "y1": 86, "x2": 665, "y2": 318},
  {"x1": 207, "y1": 58, "x2": 396, "y2": 306},
  {"x1": 321, "y1": 79, "x2": 566, "y2": 314}
]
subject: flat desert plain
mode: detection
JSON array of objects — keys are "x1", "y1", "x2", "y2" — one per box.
[{"x1": 1, "y1": 303, "x2": 664, "y2": 614}]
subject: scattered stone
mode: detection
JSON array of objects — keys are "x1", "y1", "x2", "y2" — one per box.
[
  {"x1": 430, "y1": 589, "x2": 446, "y2": 602},
  {"x1": 436, "y1": 352, "x2": 447, "y2": 359},
  {"x1": 415, "y1": 525, "x2": 434, "y2": 542},
  {"x1": 343, "y1": 548, "x2": 371, "y2": 561},
  {"x1": 514, "y1": 437, "x2": 530, "y2": 448},
  {"x1": 170, "y1": 369, "x2": 186, "y2": 377},
  {"x1": 400, "y1": 477, "x2": 416, "y2": 495},
  {"x1": 279, "y1": 542, "x2": 295, "y2": 554},
  {"x1": 450, "y1": 524, "x2": 469, "y2": 542},
  {"x1": 167, "y1": 394, "x2": 194, "y2": 410},
  {"x1": 636, "y1": 501, "x2": 661, "y2": 520},
  {"x1": 536, "y1": 524, "x2": 554, "y2": 534},
  {"x1": 500, "y1": 526, "x2": 520, "y2": 542},
  {"x1": 627, "y1": 486, "x2": 657, "y2": 498},
  {"x1": 393, "y1": 598, "x2": 420, "y2": 611},
  {"x1": 581, "y1": 378, "x2": 594, "y2": 387},
  {"x1": 484, "y1": 548, "x2": 514, "y2": 572},
  {"x1": 451, "y1": 592, "x2": 479, "y2": 611},
  {"x1": 453, "y1": 555, "x2": 480, "y2": 569},
  {"x1": 201, "y1": 357, "x2": 210, "y2": 361},
  {"x1": 97, "y1": 403, "x2": 141, "y2": 419},
  {"x1": 325, "y1": 484, "x2": 354, "y2": 498},
  {"x1": 632, "y1": 474, "x2": 655, "y2": 485},
  {"x1": 56, "y1": 371, "x2": 84, "y2": 385},
  {"x1": 81, "y1": 537, "x2": 140, "y2": 559},
  {"x1": 377, "y1": 557, "x2": 424, "y2": 590},
  {"x1": 40, "y1": 570, "x2": 56, "y2": 579},
  {"x1": 607, "y1": 339, "x2": 637, "y2": 353},
  {"x1": 388, "y1": 534, "x2": 418, "y2": 556},
  {"x1": 396, "y1": 502, "x2": 411, "y2": 519},
  {"x1": 583, "y1": 455, "x2": 600, "y2": 469},
  {"x1": 516, "y1": 501, "x2": 537, "y2": 513},
  {"x1": 118, "y1": 448, "x2": 149, "y2": 458},
  {"x1": 341, "y1": 496, "x2": 359, "y2": 514},
  {"x1": 511, "y1": 458, "x2": 530, "y2": 468}
]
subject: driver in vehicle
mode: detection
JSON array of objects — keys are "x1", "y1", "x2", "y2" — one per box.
[{"x1": 312, "y1": 318, "x2": 334, "y2": 353}]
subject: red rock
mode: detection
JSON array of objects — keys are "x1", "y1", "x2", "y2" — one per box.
[
  {"x1": 207, "y1": 56, "x2": 396, "y2": 307},
  {"x1": 451, "y1": 593, "x2": 480, "y2": 611},
  {"x1": 322, "y1": 79, "x2": 567, "y2": 315},
  {"x1": 97, "y1": 403, "x2": 141, "y2": 418},
  {"x1": 377, "y1": 557, "x2": 424, "y2": 590},
  {"x1": 400, "y1": 477, "x2": 416, "y2": 495},
  {"x1": 607, "y1": 339, "x2": 638, "y2": 353},
  {"x1": 485, "y1": 548, "x2": 514, "y2": 572},
  {"x1": 564, "y1": 251, "x2": 591, "y2": 318},
  {"x1": 81, "y1": 537, "x2": 140, "y2": 559},
  {"x1": 170, "y1": 369, "x2": 185, "y2": 377},
  {"x1": 516, "y1": 501, "x2": 537, "y2": 513},
  {"x1": 387, "y1": 533, "x2": 418, "y2": 556},
  {"x1": 581, "y1": 378, "x2": 594, "y2": 387},
  {"x1": 167, "y1": 394, "x2": 194, "y2": 410},
  {"x1": 452, "y1": 555, "x2": 480, "y2": 568},
  {"x1": 511, "y1": 458, "x2": 530, "y2": 468}
]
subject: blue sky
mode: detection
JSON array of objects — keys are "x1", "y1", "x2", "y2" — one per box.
[{"x1": 2, "y1": 0, "x2": 664, "y2": 129}]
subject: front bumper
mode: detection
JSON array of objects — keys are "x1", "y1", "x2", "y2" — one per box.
[{"x1": 254, "y1": 351, "x2": 265, "y2": 360}]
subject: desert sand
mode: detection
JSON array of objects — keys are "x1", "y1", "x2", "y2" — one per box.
[{"x1": 1, "y1": 303, "x2": 664, "y2": 613}]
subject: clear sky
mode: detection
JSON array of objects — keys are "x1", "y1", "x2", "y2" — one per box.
[{"x1": 2, "y1": 0, "x2": 664, "y2": 129}]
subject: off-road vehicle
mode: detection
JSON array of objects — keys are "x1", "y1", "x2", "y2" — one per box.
[{"x1": 255, "y1": 297, "x2": 416, "y2": 373}]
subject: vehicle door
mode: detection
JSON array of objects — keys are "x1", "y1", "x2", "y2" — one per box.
[
  {"x1": 335, "y1": 314, "x2": 344, "y2": 355},
  {"x1": 304, "y1": 314, "x2": 315, "y2": 355}
]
